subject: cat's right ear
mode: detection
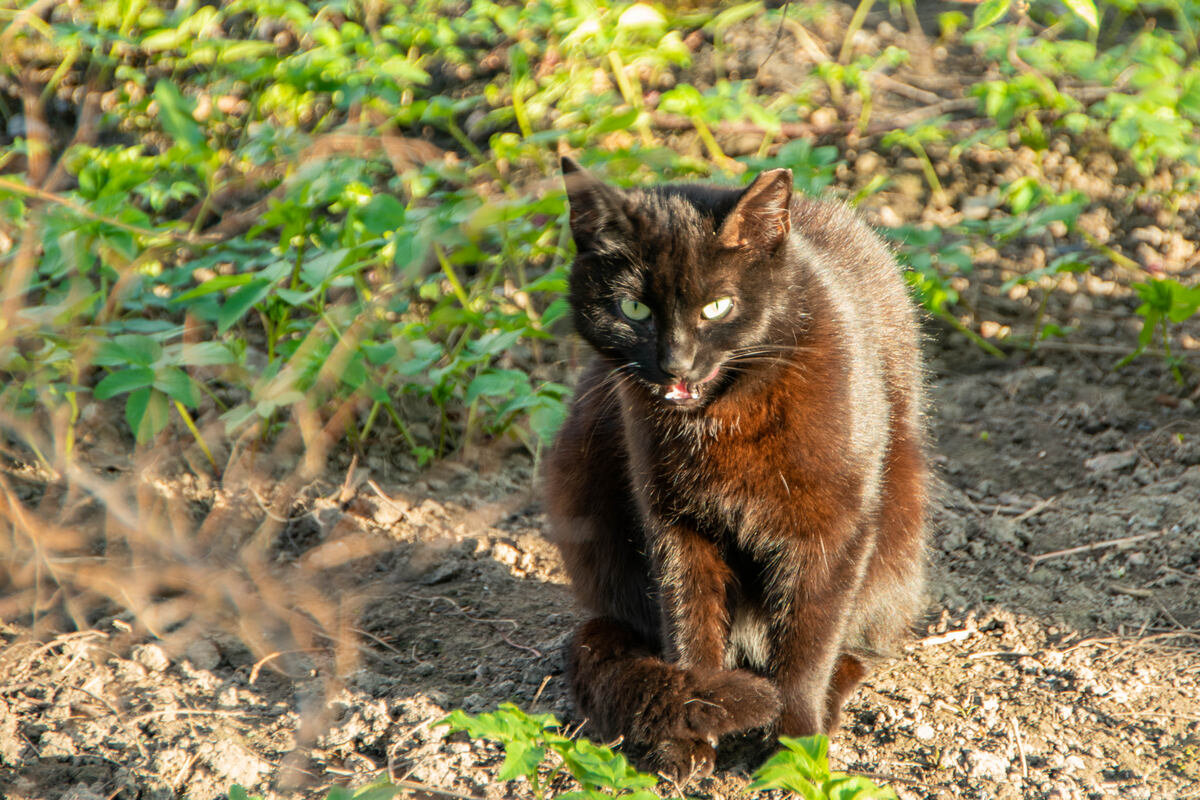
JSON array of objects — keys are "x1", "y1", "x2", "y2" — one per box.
[{"x1": 562, "y1": 157, "x2": 630, "y2": 253}]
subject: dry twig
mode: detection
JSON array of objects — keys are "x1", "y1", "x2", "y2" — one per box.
[
  {"x1": 404, "y1": 591, "x2": 544, "y2": 658},
  {"x1": 1029, "y1": 530, "x2": 1162, "y2": 566}
]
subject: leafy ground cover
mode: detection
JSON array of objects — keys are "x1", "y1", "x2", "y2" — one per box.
[
  {"x1": 2, "y1": 0, "x2": 1199, "y2": 464},
  {"x1": 1, "y1": 1, "x2": 1200, "y2": 799}
]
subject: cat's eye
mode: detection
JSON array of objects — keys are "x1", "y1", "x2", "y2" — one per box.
[
  {"x1": 701, "y1": 296, "x2": 734, "y2": 320},
  {"x1": 619, "y1": 298, "x2": 652, "y2": 321}
]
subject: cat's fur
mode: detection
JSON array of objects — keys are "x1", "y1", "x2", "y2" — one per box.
[{"x1": 543, "y1": 157, "x2": 928, "y2": 777}]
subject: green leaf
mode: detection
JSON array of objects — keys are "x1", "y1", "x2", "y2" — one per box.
[
  {"x1": 300, "y1": 249, "x2": 348, "y2": 287},
  {"x1": 154, "y1": 367, "x2": 199, "y2": 407},
  {"x1": 94, "y1": 367, "x2": 156, "y2": 399},
  {"x1": 594, "y1": 107, "x2": 641, "y2": 133},
  {"x1": 529, "y1": 397, "x2": 566, "y2": 443},
  {"x1": 126, "y1": 388, "x2": 170, "y2": 443},
  {"x1": 94, "y1": 334, "x2": 163, "y2": 367},
  {"x1": 497, "y1": 740, "x2": 546, "y2": 781},
  {"x1": 972, "y1": 0, "x2": 1011, "y2": 29},
  {"x1": 466, "y1": 370, "x2": 529, "y2": 404},
  {"x1": 706, "y1": 1, "x2": 763, "y2": 34},
  {"x1": 363, "y1": 342, "x2": 398, "y2": 365},
  {"x1": 467, "y1": 329, "x2": 524, "y2": 358},
  {"x1": 218, "y1": 40, "x2": 276, "y2": 64},
  {"x1": 176, "y1": 341, "x2": 236, "y2": 366},
  {"x1": 659, "y1": 84, "x2": 703, "y2": 116},
  {"x1": 349, "y1": 778, "x2": 404, "y2": 800},
  {"x1": 1061, "y1": 0, "x2": 1099, "y2": 29},
  {"x1": 360, "y1": 194, "x2": 406, "y2": 235},
  {"x1": 153, "y1": 80, "x2": 205, "y2": 152},
  {"x1": 541, "y1": 298, "x2": 570, "y2": 326},
  {"x1": 380, "y1": 56, "x2": 431, "y2": 85},
  {"x1": 217, "y1": 279, "x2": 273, "y2": 333},
  {"x1": 522, "y1": 273, "x2": 568, "y2": 293},
  {"x1": 173, "y1": 274, "x2": 256, "y2": 303},
  {"x1": 275, "y1": 287, "x2": 321, "y2": 306},
  {"x1": 617, "y1": 3, "x2": 666, "y2": 33},
  {"x1": 1109, "y1": 116, "x2": 1140, "y2": 149}
]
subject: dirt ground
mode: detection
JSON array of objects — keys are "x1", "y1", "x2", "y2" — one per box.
[
  {"x1": 3, "y1": 326, "x2": 1199, "y2": 800},
  {"x1": 3, "y1": 5, "x2": 1200, "y2": 800}
]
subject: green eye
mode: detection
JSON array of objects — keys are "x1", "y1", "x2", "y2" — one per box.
[
  {"x1": 701, "y1": 296, "x2": 734, "y2": 320},
  {"x1": 619, "y1": 298, "x2": 651, "y2": 321}
]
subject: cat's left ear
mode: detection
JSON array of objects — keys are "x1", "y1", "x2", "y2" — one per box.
[{"x1": 716, "y1": 168, "x2": 793, "y2": 250}]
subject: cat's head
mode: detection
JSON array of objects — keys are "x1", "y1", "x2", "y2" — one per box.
[{"x1": 562, "y1": 157, "x2": 795, "y2": 410}]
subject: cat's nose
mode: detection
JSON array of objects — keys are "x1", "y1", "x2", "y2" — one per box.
[{"x1": 659, "y1": 346, "x2": 696, "y2": 380}]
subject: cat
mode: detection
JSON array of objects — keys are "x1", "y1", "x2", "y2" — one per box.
[{"x1": 543, "y1": 156, "x2": 929, "y2": 778}]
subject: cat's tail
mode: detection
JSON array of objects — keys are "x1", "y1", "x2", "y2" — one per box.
[{"x1": 567, "y1": 617, "x2": 782, "y2": 747}]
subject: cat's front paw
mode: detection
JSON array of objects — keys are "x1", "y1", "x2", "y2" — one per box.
[
  {"x1": 683, "y1": 668, "x2": 782, "y2": 737},
  {"x1": 644, "y1": 736, "x2": 717, "y2": 781}
]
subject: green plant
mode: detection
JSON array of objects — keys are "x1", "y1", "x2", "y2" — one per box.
[
  {"x1": 1000, "y1": 255, "x2": 1092, "y2": 347},
  {"x1": 437, "y1": 703, "x2": 897, "y2": 800},
  {"x1": 815, "y1": 47, "x2": 909, "y2": 133},
  {"x1": 885, "y1": 225, "x2": 1004, "y2": 357},
  {"x1": 740, "y1": 138, "x2": 843, "y2": 197},
  {"x1": 751, "y1": 735, "x2": 896, "y2": 799},
  {"x1": 441, "y1": 703, "x2": 658, "y2": 799},
  {"x1": 880, "y1": 124, "x2": 948, "y2": 202},
  {"x1": 1116, "y1": 278, "x2": 1200, "y2": 382},
  {"x1": 969, "y1": 0, "x2": 1098, "y2": 33}
]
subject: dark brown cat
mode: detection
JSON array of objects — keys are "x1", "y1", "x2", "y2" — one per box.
[{"x1": 543, "y1": 157, "x2": 928, "y2": 777}]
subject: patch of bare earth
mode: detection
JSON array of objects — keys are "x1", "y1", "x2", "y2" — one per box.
[{"x1": 2, "y1": 331, "x2": 1199, "y2": 800}]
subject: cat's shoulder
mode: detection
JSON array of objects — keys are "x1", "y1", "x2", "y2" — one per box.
[{"x1": 789, "y1": 194, "x2": 875, "y2": 239}]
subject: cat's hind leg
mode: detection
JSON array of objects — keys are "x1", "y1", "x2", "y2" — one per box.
[
  {"x1": 568, "y1": 617, "x2": 781, "y2": 778},
  {"x1": 822, "y1": 652, "x2": 867, "y2": 732}
]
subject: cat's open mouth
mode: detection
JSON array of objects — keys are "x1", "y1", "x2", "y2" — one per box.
[{"x1": 662, "y1": 366, "x2": 721, "y2": 405}]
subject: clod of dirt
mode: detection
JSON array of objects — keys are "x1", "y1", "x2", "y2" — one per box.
[
  {"x1": 965, "y1": 749, "x2": 1010, "y2": 781},
  {"x1": 198, "y1": 739, "x2": 271, "y2": 791},
  {"x1": 1084, "y1": 450, "x2": 1138, "y2": 473},
  {"x1": 132, "y1": 643, "x2": 170, "y2": 673}
]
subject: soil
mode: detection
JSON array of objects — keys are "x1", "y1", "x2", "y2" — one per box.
[{"x1": 3, "y1": 4, "x2": 1200, "y2": 800}]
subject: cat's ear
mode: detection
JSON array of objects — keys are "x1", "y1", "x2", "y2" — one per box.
[
  {"x1": 562, "y1": 157, "x2": 631, "y2": 253},
  {"x1": 716, "y1": 168, "x2": 793, "y2": 250}
]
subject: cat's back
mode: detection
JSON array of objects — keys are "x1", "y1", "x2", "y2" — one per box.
[{"x1": 788, "y1": 196, "x2": 923, "y2": 409}]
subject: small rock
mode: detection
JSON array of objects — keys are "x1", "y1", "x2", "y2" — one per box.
[
  {"x1": 961, "y1": 196, "x2": 993, "y2": 220},
  {"x1": 373, "y1": 499, "x2": 406, "y2": 527},
  {"x1": 60, "y1": 784, "x2": 105, "y2": 800},
  {"x1": 492, "y1": 541, "x2": 521, "y2": 567},
  {"x1": 184, "y1": 639, "x2": 221, "y2": 671},
  {"x1": 38, "y1": 730, "x2": 77, "y2": 758},
  {"x1": 915, "y1": 723, "x2": 935, "y2": 741},
  {"x1": 217, "y1": 686, "x2": 240, "y2": 708},
  {"x1": 421, "y1": 560, "x2": 463, "y2": 585},
  {"x1": 1084, "y1": 450, "x2": 1137, "y2": 473},
  {"x1": 878, "y1": 205, "x2": 903, "y2": 227},
  {"x1": 965, "y1": 749, "x2": 1009, "y2": 781},
  {"x1": 132, "y1": 643, "x2": 170, "y2": 673},
  {"x1": 199, "y1": 739, "x2": 269, "y2": 788}
]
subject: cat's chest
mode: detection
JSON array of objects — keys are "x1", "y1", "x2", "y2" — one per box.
[{"x1": 632, "y1": 411, "x2": 786, "y2": 523}]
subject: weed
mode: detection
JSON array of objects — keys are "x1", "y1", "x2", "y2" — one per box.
[
  {"x1": 1116, "y1": 278, "x2": 1200, "y2": 382},
  {"x1": 3, "y1": 0, "x2": 1198, "y2": 464}
]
